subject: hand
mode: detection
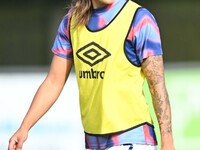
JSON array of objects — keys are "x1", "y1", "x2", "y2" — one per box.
[{"x1": 8, "y1": 128, "x2": 28, "y2": 150}]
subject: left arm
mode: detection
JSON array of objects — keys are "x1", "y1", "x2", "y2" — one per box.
[{"x1": 142, "y1": 55, "x2": 175, "y2": 150}]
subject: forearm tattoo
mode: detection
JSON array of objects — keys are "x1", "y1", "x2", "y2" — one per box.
[{"x1": 142, "y1": 56, "x2": 172, "y2": 135}]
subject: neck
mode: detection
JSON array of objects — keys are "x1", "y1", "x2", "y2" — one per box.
[{"x1": 91, "y1": 0, "x2": 115, "y2": 9}]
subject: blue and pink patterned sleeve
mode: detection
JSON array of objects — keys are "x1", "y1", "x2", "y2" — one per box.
[
  {"x1": 127, "y1": 8, "x2": 163, "y2": 65},
  {"x1": 51, "y1": 15, "x2": 73, "y2": 60}
]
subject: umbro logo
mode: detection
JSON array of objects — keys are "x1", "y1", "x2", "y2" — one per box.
[{"x1": 76, "y1": 42, "x2": 111, "y2": 67}]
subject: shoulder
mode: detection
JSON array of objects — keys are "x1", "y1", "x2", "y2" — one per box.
[
  {"x1": 57, "y1": 8, "x2": 73, "y2": 34},
  {"x1": 134, "y1": 7, "x2": 158, "y2": 26},
  {"x1": 61, "y1": 9, "x2": 72, "y2": 26}
]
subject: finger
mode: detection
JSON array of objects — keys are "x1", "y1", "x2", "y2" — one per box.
[
  {"x1": 16, "y1": 139, "x2": 24, "y2": 150},
  {"x1": 8, "y1": 138, "x2": 17, "y2": 150}
]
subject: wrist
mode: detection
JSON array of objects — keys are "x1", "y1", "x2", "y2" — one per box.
[
  {"x1": 161, "y1": 133, "x2": 174, "y2": 147},
  {"x1": 19, "y1": 121, "x2": 32, "y2": 132}
]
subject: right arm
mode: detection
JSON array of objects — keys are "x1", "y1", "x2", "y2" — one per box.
[{"x1": 8, "y1": 55, "x2": 73, "y2": 150}]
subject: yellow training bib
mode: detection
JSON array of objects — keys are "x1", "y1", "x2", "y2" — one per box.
[{"x1": 70, "y1": 0, "x2": 153, "y2": 134}]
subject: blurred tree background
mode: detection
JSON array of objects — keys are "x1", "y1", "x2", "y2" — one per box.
[{"x1": 0, "y1": 0, "x2": 200, "y2": 66}]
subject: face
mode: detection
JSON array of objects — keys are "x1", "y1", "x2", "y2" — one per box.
[{"x1": 91, "y1": 0, "x2": 116, "y2": 9}]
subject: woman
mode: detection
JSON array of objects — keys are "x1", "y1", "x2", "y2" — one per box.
[{"x1": 8, "y1": 0, "x2": 175, "y2": 149}]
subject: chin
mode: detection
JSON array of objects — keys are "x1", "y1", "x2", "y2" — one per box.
[{"x1": 100, "y1": 0, "x2": 115, "y2": 5}]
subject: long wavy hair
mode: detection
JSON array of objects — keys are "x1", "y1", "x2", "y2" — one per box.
[{"x1": 69, "y1": 0, "x2": 93, "y2": 28}]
